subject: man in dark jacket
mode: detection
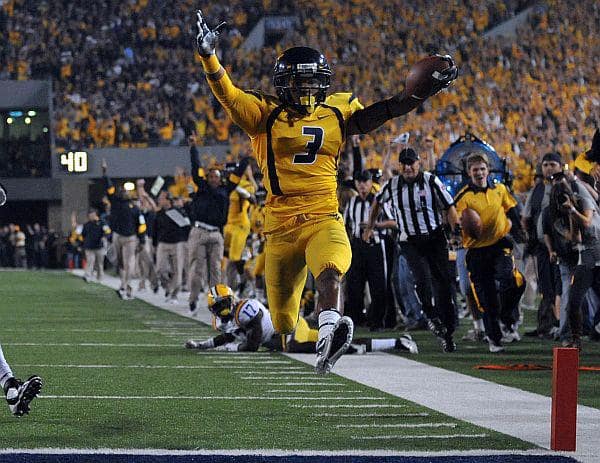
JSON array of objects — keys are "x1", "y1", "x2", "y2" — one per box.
[
  {"x1": 187, "y1": 134, "x2": 250, "y2": 311},
  {"x1": 82, "y1": 208, "x2": 111, "y2": 282},
  {"x1": 102, "y1": 159, "x2": 147, "y2": 300}
]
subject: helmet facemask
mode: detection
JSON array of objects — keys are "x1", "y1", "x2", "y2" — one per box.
[
  {"x1": 210, "y1": 296, "x2": 234, "y2": 320},
  {"x1": 274, "y1": 63, "x2": 331, "y2": 114}
]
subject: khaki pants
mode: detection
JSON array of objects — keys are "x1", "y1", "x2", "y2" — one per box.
[
  {"x1": 156, "y1": 241, "x2": 186, "y2": 297},
  {"x1": 84, "y1": 248, "x2": 105, "y2": 281},
  {"x1": 136, "y1": 240, "x2": 158, "y2": 290},
  {"x1": 113, "y1": 233, "x2": 138, "y2": 290},
  {"x1": 188, "y1": 226, "x2": 223, "y2": 303}
]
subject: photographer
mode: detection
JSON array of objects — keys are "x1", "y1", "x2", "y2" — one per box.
[{"x1": 543, "y1": 173, "x2": 600, "y2": 350}]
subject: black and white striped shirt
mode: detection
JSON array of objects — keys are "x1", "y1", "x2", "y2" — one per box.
[
  {"x1": 343, "y1": 193, "x2": 393, "y2": 244},
  {"x1": 376, "y1": 172, "x2": 454, "y2": 237}
]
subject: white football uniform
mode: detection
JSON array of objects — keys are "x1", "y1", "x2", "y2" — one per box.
[{"x1": 212, "y1": 298, "x2": 275, "y2": 344}]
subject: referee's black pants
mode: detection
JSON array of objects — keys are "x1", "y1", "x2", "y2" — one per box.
[
  {"x1": 401, "y1": 230, "x2": 456, "y2": 335},
  {"x1": 345, "y1": 238, "x2": 388, "y2": 330},
  {"x1": 466, "y1": 237, "x2": 525, "y2": 344}
]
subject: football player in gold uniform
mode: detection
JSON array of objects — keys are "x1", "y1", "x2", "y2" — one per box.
[
  {"x1": 223, "y1": 168, "x2": 256, "y2": 291},
  {"x1": 195, "y1": 10, "x2": 457, "y2": 373}
]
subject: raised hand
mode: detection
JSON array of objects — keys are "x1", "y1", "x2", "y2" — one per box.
[
  {"x1": 429, "y1": 55, "x2": 458, "y2": 96},
  {"x1": 195, "y1": 9, "x2": 226, "y2": 57}
]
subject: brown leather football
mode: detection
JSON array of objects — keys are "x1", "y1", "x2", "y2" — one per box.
[
  {"x1": 405, "y1": 55, "x2": 452, "y2": 100},
  {"x1": 461, "y1": 208, "x2": 483, "y2": 239}
]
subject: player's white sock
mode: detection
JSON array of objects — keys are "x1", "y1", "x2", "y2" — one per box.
[
  {"x1": 474, "y1": 319, "x2": 484, "y2": 331},
  {"x1": 318, "y1": 309, "x2": 341, "y2": 342},
  {"x1": 371, "y1": 338, "x2": 397, "y2": 351},
  {"x1": 0, "y1": 345, "x2": 14, "y2": 390}
]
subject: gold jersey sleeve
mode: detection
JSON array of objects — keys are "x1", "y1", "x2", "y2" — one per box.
[
  {"x1": 226, "y1": 178, "x2": 256, "y2": 227},
  {"x1": 201, "y1": 55, "x2": 363, "y2": 228}
]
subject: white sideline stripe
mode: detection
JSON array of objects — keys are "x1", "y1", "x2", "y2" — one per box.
[
  {"x1": 291, "y1": 404, "x2": 406, "y2": 409},
  {"x1": 0, "y1": 328, "x2": 166, "y2": 333},
  {"x1": 351, "y1": 433, "x2": 488, "y2": 441},
  {"x1": 4, "y1": 343, "x2": 181, "y2": 347},
  {"x1": 38, "y1": 395, "x2": 386, "y2": 401},
  {"x1": 316, "y1": 413, "x2": 429, "y2": 417},
  {"x1": 337, "y1": 423, "x2": 457, "y2": 429},
  {"x1": 0, "y1": 447, "x2": 581, "y2": 458}
]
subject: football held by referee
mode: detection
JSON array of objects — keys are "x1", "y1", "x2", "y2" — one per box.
[{"x1": 363, "y1": 148, "x2": 459, "y2": 352}]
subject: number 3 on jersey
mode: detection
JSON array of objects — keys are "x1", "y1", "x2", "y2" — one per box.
[{"x1": 293, "y1": 126, "x2": 324, "y2": 164}]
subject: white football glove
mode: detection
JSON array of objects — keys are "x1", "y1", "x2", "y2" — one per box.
[
  {"x1": 195, "y1": 9, "x2": 226, "y2": 57},
  {"x1": 185, "y1": 339, "x2": 213, "y2": 350},
  {"x1": 0, "y1": 183, "x2": 6, "y2": 206}
]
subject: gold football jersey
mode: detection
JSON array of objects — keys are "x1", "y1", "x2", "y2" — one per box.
[
  {"x1": 202, "y1": 55, "x2": 363, "y2": 228},
  {"x1": 226, "y1": 177, "x2": 255, "y2": 227}
]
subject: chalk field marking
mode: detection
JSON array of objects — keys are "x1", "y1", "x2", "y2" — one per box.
[
  {"x1": 12, "y1": 364, "x2": 298, "y2": 371},
  {"x1": 291, "y1": 404, "x2": 406, "y2": 409},
  {"x1": 263, "y1": 383, "x2": 347, "y2": 386},
  {"x1": 38, "y1": 395, "x2": 387, "y2": 401},
  {"x1": 337, "y1": 423, "x2": 457, "y2": 429},
  {"x1": 0, "y1": 328, "x2": 166, "y2": 333},
  {"x1": 0, "y1": 447, "x2": 575, "y2": 458},
  {"x1": 239, "y1": 372, "x2": 317, "y2": 376},
  {"x1": 240, "y1": 376, "x2": 335, "y2": 380},
  {"x1": 266, "y1": 389, "x2": 363, "y2": 393},
  {"x1": 316, "y1": 413, "x2": 429, "y2": 418},
  {"x1": 351, "y1": 433, "x2": 488, "y2": 441},
  {"x1": 216, "y1": 361, "x2": 292, "y2": 365},
  {"x1": 4, "y1": 343, "x2": 182, "y2": 347}
]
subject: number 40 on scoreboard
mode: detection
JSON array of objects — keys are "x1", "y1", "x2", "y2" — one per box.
[{"x1": 59, "y1": 151, "x2": 88, "y2": 173}]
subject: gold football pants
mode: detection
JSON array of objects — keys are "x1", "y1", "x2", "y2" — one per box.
[{"x1": 264, "y1": 213, "x2": 351, "y2": 334}]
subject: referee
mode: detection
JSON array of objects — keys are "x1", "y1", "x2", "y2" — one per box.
[
  {"x1": 343, "y1": 170, "x2": 396, "y2": 331},
  {"x1": 363, "y1": 148, "x2": 459, "y2": 351}
]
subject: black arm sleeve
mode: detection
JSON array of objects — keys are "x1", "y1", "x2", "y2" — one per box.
[
  {"x1": 190, "y1": 146, "x2": 207, "y2": 189},
  {"x1": 507, "y1": 206, "x2": 524, "y2": 236},
  {"x1": 346, "y1": 93, "x2": 422, "y2": 136},
  {"x1": 104, "y1": 175, "x2": 116, "y2": 200},
  {"x1": 237, "y1": 311, "x2": 263, "y2": 352},
  {"x1": 212, "y1": 332, "x2": 236, "y2": 348},
  {"x1": 225, "y1": 157, "x2": 252, "y2": 193},
  {"x1": 352, "y1": 145, "x2": 363, "y2": 177}
]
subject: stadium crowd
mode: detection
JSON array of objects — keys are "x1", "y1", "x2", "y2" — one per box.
[
  {"x1": 0, "y1": 223, "x2": 61, "y2": 268},
  {"x1": 2, "y1": 0, "x2": 598, "y2": 189}
]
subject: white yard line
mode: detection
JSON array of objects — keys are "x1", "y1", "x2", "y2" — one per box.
[
  {"x1": 266, "y1": 389, "x2": 362, "y2": 393},
  {"x1": 337, "y1": 423, "x2": 457, "y2": 429},
  {"x1": 12, "y1": 364, "x2": 293, "y2": 370},
  {"x1": 4, "y1": 342, "x2": 183, "y2": 347},
  {"x1": 351, "y1": 434, "x2": 488, "y2": 440},
  {"x1": 38, "y1": 395, "x2": 387, "y2": 401},
  {"x1": 290, "y1": 404, "x2": 407, "y2": 409},
  {"x1": 316, "y1": 413, "x2": 429, "y2": 417},
  {"x1": 71, "y1": 270, "x2": 600, "y2": 462}
]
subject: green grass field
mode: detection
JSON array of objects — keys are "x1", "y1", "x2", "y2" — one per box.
[{"x1": 0, "y1": 271, "x2": 539, "y2": 452}]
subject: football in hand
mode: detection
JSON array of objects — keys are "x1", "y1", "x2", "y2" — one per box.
[
  {"x1": 461, "y1": 208, "x2": 483, "y2": 239},
  {"x1": 405, "y1": 55, "x2": 452, "y2": 100}
]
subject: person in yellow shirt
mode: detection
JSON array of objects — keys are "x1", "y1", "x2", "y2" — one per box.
[
  {"x1": 454, "y1": 153, "x2": 526, "y2": 353},
  {"x1": 224, "y1": 166, "x2": 257, "y2": 292},
  {"x1": 195, "y1": 10, "x2": 457, "y2": 374}
]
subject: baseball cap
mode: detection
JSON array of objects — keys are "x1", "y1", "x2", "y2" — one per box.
[{"x1": 399, "y1": 148, "x2": 419, "y2": 164}]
